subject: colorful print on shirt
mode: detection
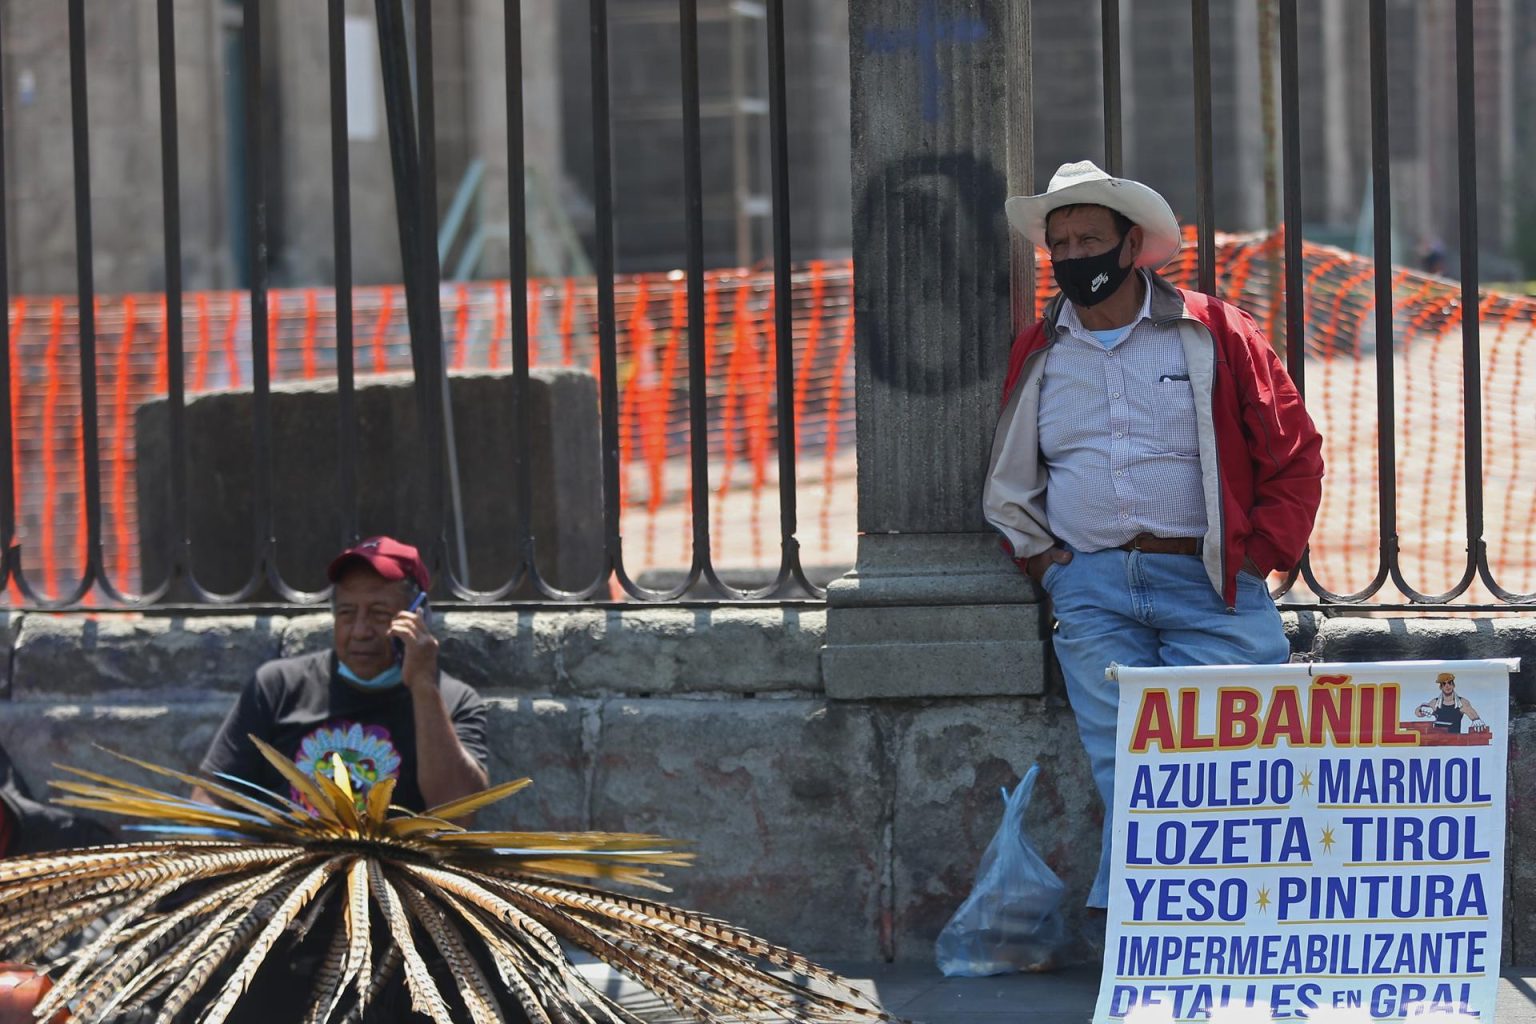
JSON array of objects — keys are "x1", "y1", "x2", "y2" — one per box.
[{"x1": 292, "y1": 721, "x2": 403, "y2": 810}]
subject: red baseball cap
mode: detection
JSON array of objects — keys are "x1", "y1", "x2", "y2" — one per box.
[{"x1": 326, "y1": 536, "x2": 430, "y2": 591}]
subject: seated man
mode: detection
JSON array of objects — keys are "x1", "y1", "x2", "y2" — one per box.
[{"x1": 195, "y1": 536, "x2": 488, "y2": 812}]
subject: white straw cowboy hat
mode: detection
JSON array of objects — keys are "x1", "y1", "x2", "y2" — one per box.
[{"x1": 1005, "y1": 160, "x2": 1182, "y2": 270}]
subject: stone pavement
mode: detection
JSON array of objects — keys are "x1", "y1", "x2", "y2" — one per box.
[{"x1": 576, "y1": 958, "x2": 1536, "y2": 1022}]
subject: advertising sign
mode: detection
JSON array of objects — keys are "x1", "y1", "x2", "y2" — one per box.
[{"x1": 1095, "y1": 660, "x2": 1513, "y2": 1023}]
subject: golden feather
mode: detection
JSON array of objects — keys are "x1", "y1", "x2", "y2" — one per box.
[{"x1": 0, "y1": 742, "x2": 899, "y2": 1023}]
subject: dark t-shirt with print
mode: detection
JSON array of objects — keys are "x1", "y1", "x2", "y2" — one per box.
[{"x1": 199, "y1": 650, "x2": 489, "y2": 812}]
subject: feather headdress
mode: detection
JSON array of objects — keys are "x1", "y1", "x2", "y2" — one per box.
[{"x1": 0, "y1": 740, "x2": 896, "y2": 1024}]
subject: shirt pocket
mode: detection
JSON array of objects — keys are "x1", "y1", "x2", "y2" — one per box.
[{"x1": 1147, "y1": 377, "x2": 1200, "y2": 457}]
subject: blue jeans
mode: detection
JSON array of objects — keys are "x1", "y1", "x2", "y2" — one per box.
[{"x1": 1040, "y1": 546, "x2": 1290, "y2": 908}]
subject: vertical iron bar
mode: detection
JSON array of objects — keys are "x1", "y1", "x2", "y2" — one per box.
[
  {"x1": 1361, "y1": 1, "x2": 1471, "y2": 607},
  {"x1": 158, "y1": 0, "x2": 189, "y2": 595},
  {"x1": 1368, "y1": 0, "x2": 1400, "y2": 578},
  {"x1": 375, "y1": 0, "x2": 447, "y2": 583},
  {"x1": 679, "y1": 0, "x2": 714, "y2": 595},
  {"x1": 1279, "y1": 0, "x2": 1303, "y2": 393},
  {"x1": 328, "y1": 0, "x2": 358, "y2": 547},
  {"x1": 1100, "y1": 0, "x2": 1122, "y2": 175},
  {"x1": 1273, "y1": 0, "x2": 1304, "y2": 599},
  {"x1": 374, "y1": 0, "x2": 428, "y2": 380},
  {"x1": 414, "y1": 1, "x2": 464, "y2": 586},
  {"x1": 763, "y1": 0, "x2": 805, "y2": 596},
  {"x1": 0, "y1": 1, "x2": 16, "y2": 594},
  {"x1": 67, "y1": 0, "x2": 102, "y2": 602},
  {"x1": 1276, "y1": 0, "x2": 1384, "y2": 606},
  {"x1": 1191, "y1": 0, "x2": 1215, "y2": 295},
  {"x1": 1454, "y1": 1, "x2": 1486, "y2": 597},
  {"x1": 589, "y1": 0, "x2": 625, "y2": 595},
  {"x1": 242, "y1": 0, "x2": 276, "y2": 596},
  {"x1": 411, "y1": 7, "x2": 439, "y2": 386},
  {"x1": 375, "y1": 0, "x2": 432, "y2": 425},
  {"x1": 505, "y1": 0, "x2": 537, "y2": 593}
]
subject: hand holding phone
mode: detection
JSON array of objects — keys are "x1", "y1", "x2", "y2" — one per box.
[{"x1": 391, "y1": 591, "x2": 429, "y2": 663}]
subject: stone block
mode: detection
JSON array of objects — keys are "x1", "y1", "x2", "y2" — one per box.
[
  {"x1": 888, "y1": 699, "x2": 1099, "y2": 963},
  {"x1": 823, "y1": 631, "x2": 1047, "y2": 700},
  {"x1": 824, "y1": 533, "x2": 1048, "y2": 700},
  {"x1": 134, "y1": 369, "x2": 604, "y2": 599},
  {"x1": 590, "y1": 698, "x2": 886, "y2": 959},
  {"x1": 279, "y1": 613, "x2": 333, "y2": 659},
  {"x1": 0, "y1": 699, "x2": 229, "y2": 820},
  {"x1": 282, "y1": 608, "x2": 826, "y2": 696},
  {"x1": 1282, "y1": 609, "x2": 1323, "y2": 657},
  {"x1": 546, "y1": 608, "x2": 825, "y2": 695},
  {"x1": 1313, "y1": 616, "x2": 1536, "y2": 705},
  {"x1": 826, "y1": 533, "x2": 1039, "y2": 608},
  {"x1": 1506, "y1": 712, "x2": 1536, "y2": 966},
  {"x1": 831, "y1": 604, "x2": 1031, "y2": 647},
  {"x1": 429, "y1": 611, "x2": 543, "y2": 694},
  {"x1": 10, "y1": 615, "x2": 284, "y2": 698},
  {"x1": 475, "y1": 697, "x2": 589, "y2": 833}
]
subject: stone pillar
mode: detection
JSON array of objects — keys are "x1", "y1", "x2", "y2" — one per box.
[{"x1": 821, "y1": 0, "x2": 1046, "y2": 700}]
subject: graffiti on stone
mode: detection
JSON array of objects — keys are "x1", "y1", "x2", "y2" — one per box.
[
  {"x1": 854, "y1": 153, "x2": 1010, "y2": 397},
  {"x1": 862, "y1": 1, "x2": 989, "y2": 123}
]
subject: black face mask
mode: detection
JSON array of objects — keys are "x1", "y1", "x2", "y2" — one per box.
[{"x1": 1051, "y1": 234, "x2": 1134, "y2": 308}]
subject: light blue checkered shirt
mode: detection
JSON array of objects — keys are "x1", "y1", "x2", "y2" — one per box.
[{"x1": 1038, "y1": 274, "x2": 1208, "y2": 552}]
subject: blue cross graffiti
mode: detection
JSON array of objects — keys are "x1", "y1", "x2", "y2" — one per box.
[{"x1": 863, "y1": 1, "x2": 989, "y2": 122}]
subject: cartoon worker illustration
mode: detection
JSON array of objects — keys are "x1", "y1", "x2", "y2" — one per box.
[{"x1": 1414, "y1": 671, "x2": 1489, "y2": 733}]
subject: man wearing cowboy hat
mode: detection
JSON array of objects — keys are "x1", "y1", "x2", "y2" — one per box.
[{"x1": 984, "y1": 161, "x2": 1323, "y2": 909}]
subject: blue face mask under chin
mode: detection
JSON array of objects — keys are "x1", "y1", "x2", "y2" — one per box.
[{"x1": 338, "y1": 661, "x2": 404, "y2": 691}]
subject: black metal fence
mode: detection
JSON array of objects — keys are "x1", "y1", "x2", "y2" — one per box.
[
  {"x1": 0, "y1": 0, "x2": 822, "y2": 608},
  {"x1": 0, "y1": 0, "x2": 1527, "y2": 610},
  {"x1": 1094, "y1": 0, "x2": 1529, "y2": 610}
]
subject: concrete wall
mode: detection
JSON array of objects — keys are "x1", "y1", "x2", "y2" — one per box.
[
  {"x1": 559, "y1": 0, "x2": 855, "y2": 273},
  {"x1": 1, "y1": 607, "x2": 1534, "y2": 966},
  {"x1": 133, "y1": 368, "x2": 605, "y2": 597},
  {"x1": 1, "y1": 0, "x2": 230, "y2": 294},
  {"x1": 0, "y1": 0, "x2": 567, "y2": 292},
  {"x1": 265, "y1": 0, "x2": 403, "y2": 287}
]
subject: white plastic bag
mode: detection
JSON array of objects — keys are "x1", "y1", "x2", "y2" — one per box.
[{"x1": 934, "y1": 764, "x2": 1067, "y2": 976}]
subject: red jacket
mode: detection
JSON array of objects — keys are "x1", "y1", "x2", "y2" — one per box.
[{"x1": 982, "y1": 272, "x2": 1323, "y2": 608}]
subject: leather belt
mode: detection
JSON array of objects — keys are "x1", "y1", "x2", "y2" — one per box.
[{"x1": 1117, "y1": 532, "x2": 1202, "y2": 556}]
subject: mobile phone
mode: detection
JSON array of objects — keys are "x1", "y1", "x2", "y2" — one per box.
[{"x1": 392, "y1": 592, "x2": 430, "y2": 663}]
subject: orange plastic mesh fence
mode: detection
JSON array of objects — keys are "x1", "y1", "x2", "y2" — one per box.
[{"x1": 5, "y1": 233, "x2": 1535, "y2": 605}]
